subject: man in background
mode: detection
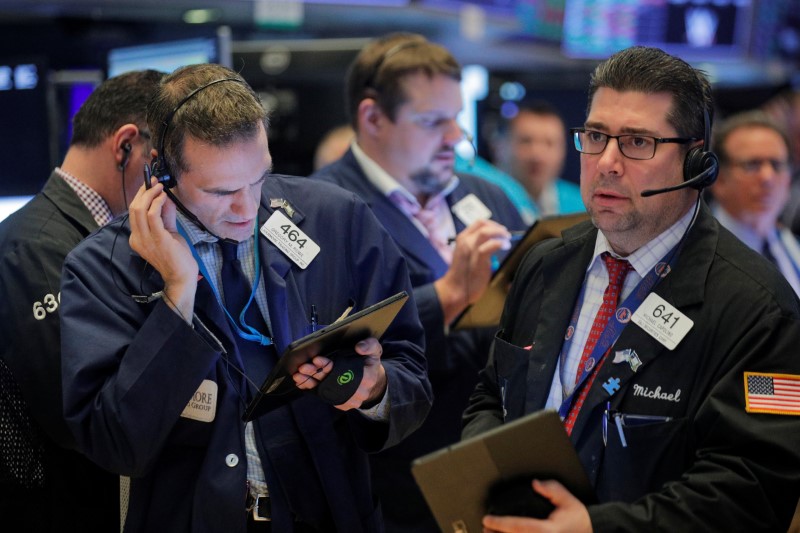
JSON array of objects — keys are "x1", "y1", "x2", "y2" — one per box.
[
  {"x1": 502, "y1": 100, "x2": 584, "y2": 217},
  {"x1": 312, "y1": 32, "x2": 526, "y2": 532},
  {"x1": 0, "y1": 69, "x2": 163, "y2": 531},
  {"x1": 312, "y1": 123, "x2": 354, "y2": 171},
  {"x1": 710, "y1": 110, "x2": 799, "y2": 295}
]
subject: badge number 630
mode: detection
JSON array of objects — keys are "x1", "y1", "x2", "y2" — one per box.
[{"x1": 33, "y1": 292, "x2": 60, "y2": 320}]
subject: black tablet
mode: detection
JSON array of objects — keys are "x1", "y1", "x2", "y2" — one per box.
[{"x1": 243, "y1": 291, "x2": 409, "y2": 421}]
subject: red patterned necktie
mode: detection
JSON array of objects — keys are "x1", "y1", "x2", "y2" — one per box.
[{"x1": 564, "y1": 253, "x2": 632, "y2": 435}]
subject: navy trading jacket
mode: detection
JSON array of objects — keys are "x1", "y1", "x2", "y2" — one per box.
[{"x1": 60, "y1": 175, "x2": 432, "y2": 533}]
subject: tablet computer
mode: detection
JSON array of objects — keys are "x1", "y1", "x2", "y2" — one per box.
[
  {"x1": 453, "y1": 212, "x2": 589, "y2": 330},
  {"x1": 243, "y1": 291, "x2": 409, "y2": 421},
  {"x1": 412, "y1": 410, "x2": 594, "y2": 533}
]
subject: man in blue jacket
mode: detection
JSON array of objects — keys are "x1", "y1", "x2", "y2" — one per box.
[
  {"x1": 60, "y1": 63, "x2": 431, "y2": 533},
  {"x1": 312, "y1": 33, "x2": 526, "y2": 532}
]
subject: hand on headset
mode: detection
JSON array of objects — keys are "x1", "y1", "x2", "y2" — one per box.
[{"x1": 128, "y1": 178, "x2": 199, "y2": 322}]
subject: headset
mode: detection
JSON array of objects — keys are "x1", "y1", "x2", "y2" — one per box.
[
  {"x1": 640, "y1": 108, "x2": 719, "y2": 197},
  {"x1": 364, "y1": 39, "x2": 426, "y2": 92},
  {"x1": 143, "y1": 77, "x2": 244, "y2": 243},
  {"x1": 145, "y1": 77, "x2": 243, "y2": 191}
]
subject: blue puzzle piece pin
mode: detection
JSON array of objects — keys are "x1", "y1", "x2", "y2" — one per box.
[{"x1": 602, "y1": 377, "x2": 621, "y2": 395}]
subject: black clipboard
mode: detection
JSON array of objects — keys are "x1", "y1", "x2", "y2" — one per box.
[
  {"x1": 453, "y1": 212, "x2": 589, "y2": 330},
  {"x1": 411, "y1": 410, "x2": 594, "y2": 533},
  {"x1": 242, "y1": 291, "x2": 409, "y2": 421}
]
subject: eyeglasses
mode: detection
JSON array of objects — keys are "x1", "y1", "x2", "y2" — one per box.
[
  {"x1": 571, "y1": 128, "x2": 698, "y2": 161},
  {"x1": 729, "y1": 158, "x2": 790, "y2": 174}
]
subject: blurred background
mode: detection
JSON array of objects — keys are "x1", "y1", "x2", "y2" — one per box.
[{"x1": 0, "y1": 0, "x2": 798, "y2": 218}]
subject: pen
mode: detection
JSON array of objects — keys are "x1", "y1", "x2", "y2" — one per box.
[
  {"x1": 447, "y1": 230, "x2": 526, "y2": 245},
  {"x1": 310, "y1": 304, "x2": 318, "y2": 332}
]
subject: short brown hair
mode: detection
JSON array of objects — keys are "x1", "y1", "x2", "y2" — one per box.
[
  {"x1": 346, "y1": 33, "x2": 461, "y2": 130},
  {"x1": 588, "y1": 46, "x2": 713, "y2": 145},
  {"x1": 146, "y1": 63, "x2": 268, "y2": 179},
  {"x1": 713, "y1": 110, "x2": 793, "y2": 167},
  {"x1": 71, "y1": 69, "x2": 164, "y2": 147}
]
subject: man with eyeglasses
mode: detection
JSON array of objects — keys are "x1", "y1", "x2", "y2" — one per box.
[
  {"x1": 708, "y1": 110, "x2": 799, "y2": 295},
  {"x1": 462, "y1": 46, "x2": 800, "y2": 532},
  {"x1": 311, "y1": 32, "x2": 526, "y2": 532}
]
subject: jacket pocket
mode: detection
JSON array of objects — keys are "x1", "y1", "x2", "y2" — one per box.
[
  {"x1": 492, "y1": 334, "x2": 531, "y2": 421},
  {"x1": 596, "y1": 415, "x2": 689, "y2": 502}
]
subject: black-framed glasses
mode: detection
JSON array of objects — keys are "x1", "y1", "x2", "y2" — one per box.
[
  {"x1": 571, "y1": 128, "x2": 698, "y2": 161},
  {"x1": 729, "y1": 158, "x2": 791, "y2": 174}
]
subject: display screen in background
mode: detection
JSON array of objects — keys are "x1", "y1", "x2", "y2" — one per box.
[
  {"x1": 0, "y1": 57, "x2": 51, "y2": 198},
  {"x1": 107, "y1": 38, "x2": 219, "y2": 77},
  {"x1": 561, "y1": 0, "x2": 752, "y2": 60}
]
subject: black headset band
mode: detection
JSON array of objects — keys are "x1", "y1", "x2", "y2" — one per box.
[{"x1": 157, "y1": 77, "x2": 243, "y2": 161}]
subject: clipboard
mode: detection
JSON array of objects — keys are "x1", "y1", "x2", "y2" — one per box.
[
  {"x1": 453, "y1": 212, "x2": 590, "y2": 330},
  {"x1": 411, "y1": 410, "x2": 594, "y2": 533},
  {"x1": 242, "y1": 291, "x2": 409, "y2": 421}
]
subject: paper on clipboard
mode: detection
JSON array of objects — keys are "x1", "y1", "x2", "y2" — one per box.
[{"x1": 453, "y1": 212, "x2": 589, "y2": 330}]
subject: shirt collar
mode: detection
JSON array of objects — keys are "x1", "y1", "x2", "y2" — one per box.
[
  {"x1": 177, "y1": 211, "x2": 222, "y2": 247},
  {"x1": 712, "y1": 204, "x2": 777, "y2": 252},
  {"x1": 55, "y1": 167, "x2": 114, "y2": 226},
  {"x1": 590, "y1": 203, "x2": 696, "y2": 278},
  {"x1": 351, "y1": 141, "x2": 459, "y2": 209},
  {"x1": 536, "y1": 181, "x2": 559, "y2": 217}
]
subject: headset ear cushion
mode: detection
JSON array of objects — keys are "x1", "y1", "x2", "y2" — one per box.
[
  {"x1": 683, "y1": 148, "x2": 719, "y2": 189},
  {"x1": 149, "y1": 156, "x2": 177, "y2": 190}
]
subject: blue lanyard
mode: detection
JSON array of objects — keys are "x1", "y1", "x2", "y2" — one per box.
[
  {"x1": 556, "y1": 246, "x2": 680, "y2": 419},
  {"x1": 176, "y1": 219, "x2": 273, "y2": 346}
]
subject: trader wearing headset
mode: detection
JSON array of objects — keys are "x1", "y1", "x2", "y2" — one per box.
[
  {"x1": 462, "y1": 46, "x2": 800, "y2": 532},
  {"x1": 58, "y1": 63, "x2": 430, "y2": 533},
  {"x1": 311, "y1": 33, "x2": 526, "y2": 532},
  {"x1": 0, "y1": 69, "x2": 163, "y2": 532}
]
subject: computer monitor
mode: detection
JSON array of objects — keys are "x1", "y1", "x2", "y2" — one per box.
[
  {"x1": 107, "y1": 31, "x2": 231, "y2": 77},
  {"x1": 0, "y1": 56, "x2": 51, "y2": 198},
  {"x1": 562, "y1": 0, "x2": 753, "y2": 60}
]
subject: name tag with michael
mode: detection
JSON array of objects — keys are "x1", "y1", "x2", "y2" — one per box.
[
  {"x1": 631, "y1": 293, "x2": 693, "y2": 350},
  {"x1": 452, "y1": 194, "x2": 492, "y2": 226},
  {"x1": 181, "y1": 379, "x2": 218, "y2": 422},
  {"x1": 261, "y1": 211, "x2": 320, "y2": 269}
]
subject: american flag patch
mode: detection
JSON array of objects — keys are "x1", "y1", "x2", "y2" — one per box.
[{"x1": 744, "y1": 372, "x2": 800, "y2": 415}]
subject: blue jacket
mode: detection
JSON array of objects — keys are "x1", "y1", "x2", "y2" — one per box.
[
  {"x1": 312, "y1": 150, "x2": 527, "y2": 532},
  {"x1": 60, "y1": 175, "x2": 432, "y2": 533}
]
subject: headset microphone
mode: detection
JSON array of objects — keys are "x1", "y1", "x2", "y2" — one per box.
[
  {"x1": 640, "y1": 162, "x2": 717, "y2": 197},
  {"x1": 640, "y1": 108, "x2": 719, "y2": 198}
]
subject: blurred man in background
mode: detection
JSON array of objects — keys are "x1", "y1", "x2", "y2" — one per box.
[
  {"x1": 503, "y1": 100, "x2": 584, "y2": 217},
  {"x1": 312, "y1": 32, "x2": 526, "y2": 532},
  {"x1": 710, "y1": 110, "x2": 799, "y2": 295}
]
